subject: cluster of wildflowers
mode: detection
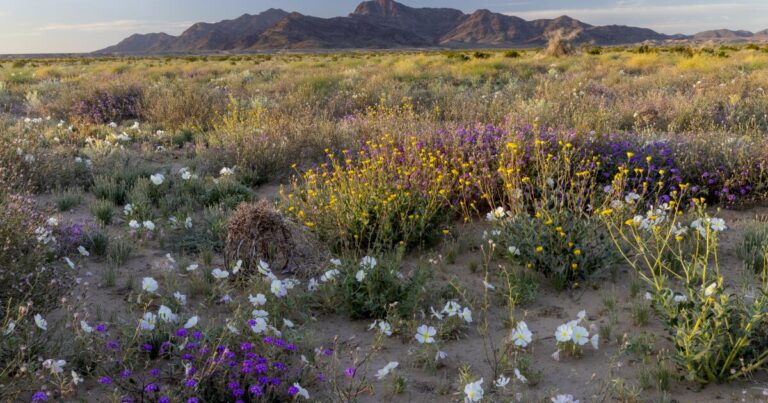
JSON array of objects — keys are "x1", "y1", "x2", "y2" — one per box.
[{"x1": 552, "y1": 311, "x2": 599, "y2": 359}]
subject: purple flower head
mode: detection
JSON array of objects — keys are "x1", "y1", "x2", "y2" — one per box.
[
  {"x1": 105, "y1": 340, "x2": 120, "y2": 351},
  {"x1": 249, "y1": 385, "x2": 263, "y2": 396},
  {"x1": 159, "y1": 397, "x2": 170, "y2": 403},
  {"x1": 144, "y1": 383, "x2": 159, "y2": 393},
  {"x1": 345, "y1": 367, "x2": 356, "y2": 378},
  {"x1": 96, "y1": 323, "x2": 107, "y2": 333},
  {"x1": 120, "y1": 369, "x2": 132, "y2": 378},
  {"x1": 98, "y1": 376, "x2": 112, "y2": 384},
  {"x1": 141, "y1": 343, "x2": 153, "y2": 352},
  {"x1": 287, "y1": 385, "x2": 299, "y2": 396},
  {"x1": 192, "y1": 330, "x2": 203, "y2": 340},
  {"x1": 32, "y1": 391, "x2": 47, "y2": 402},
  {"x1": 149, "y1": 368, "x2": 161, "y2": 377},
  {"x1": 176, "y1": 328, "x2": 188, "y2": 337},
  {"x1": 240, "y1": 342, "x2": 252, "y2": 351},
  {"x1": 185, "y1": 379, "x2": 198, "y2": 388}
]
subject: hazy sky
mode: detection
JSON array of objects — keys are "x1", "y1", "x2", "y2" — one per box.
[{"x1": 1, "y1": 0, "x2": 766, "y2": 54}]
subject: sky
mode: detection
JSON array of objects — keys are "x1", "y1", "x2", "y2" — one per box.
[{"x1": 0, "y1": 0, "x2": 766, "y2": 54}]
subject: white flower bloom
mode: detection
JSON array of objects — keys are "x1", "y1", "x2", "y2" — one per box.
[
  {"x1": 129, "y1": 220, "x2": 140, "y2": 230},
  {"x1": 3, "y1": 320, "x2": 16, "y2": 335},
  {"x1": 211, "y1": 268, "x2": 230, "y2": 280},
  {"x1": 460, "y1": 307, "x2": 473, "y2": 323},
  {"x1": 330, "y1": 258, "x2": 342, "y2": 266},
  {"x1": 184, "y1": 315, "x2": 199, "y2": 329},
  {"x1": 142, "y1": 277, "x2": 158, "y2": 293},
  {"x1": 249, "y1": 293, "x2": 267, "y2": 306},
  {"x1": 577, "y1": 310, "x2": 586, "y2": 321},
  {"x1": 673, "y1": 294, "x2": 688, "y2": 303},
  {"x1": 507, "y1": 246, "x2": 521, "y2": 256},
  {"x1": 415, "y1": 325, "x2": 436, "y2": 344},
  {"x1": 186, "y1": 263, "x2": 199, "y2": 272},
  {"x1": 360, "y1": 256, "x2": 377, "y2": 269},
  {"x1": 308, "y1": 278, "x2": 319, "y2": 292},
  {"x1": 271, "y1": 279, "x2": 288, "y2": 297},
  {"x1": 250, "y1": 318, "x2": 267, "y2": 334},
  {"x1": 252, "y1": 309, "x2": 269, "y2": 318},
  {"x1": 430, "y1": 306, "x2": 444, "y2": 321},
  {"x1": 464, "y1": 378, "x2": 484, "y2": 402},
  {"x1": 486, "y1": 207, "x2": 507, "y2": 222},
  {"x1": 555, "y1": 324, "x2": 573, "y2": 343},
  {"x1": 71, "y1": 370, "x2": 83, "y2": 385},
  {"x1": 140, "y1": 312, "x2": 157, "y2": 331},
  {"x1": 572, "y1": 325, "x2": 589, "y2": 346},
  {"x1": 77, "y1": 246, "x2": 90, "y2": 256},
  {"x1": 644, "y1": 292, "x2": 653, "y2": 300},
  {"x1": 80, "y1": 320, "x2": 93, "y2": 333},
  {"x1": 174, "y1": 291, "x2": 187, "y2": 305},
  {"x1": 552, "y1": 350, "x2": 561, "y2": 361},
  {"x1": 46, "y1": 217, "x2": 59, "y2": 226},
  {"x1": 435, "y1": 350, "x2": 448, "y2": 361},
  {"x1": 219, "y1": 167, "x2": 235, "y2": 176},
  {"x1": 442, "y1": 301, "x2": 461, "y2": 317},
  {"x1": 184, "y1": 216, "x2": 193, "y2": 229},
  {"x1": 378, "y1": 321, "x2": 393, "y2": 336},
  {"x1": 710, "y1": 218, "x2": 726, "y2": 232},
  {"x1": 226, "y1": 322, "x2": 240, "y2": 334},
  {"x1": 34, "y1": 314, "x2": 48, "y2": 331},
  {"x1": 552, "y1": 394, "x2": 579, "y2": 403},
  {"x1": 496, "y1": 374, "x2": 511, "y2": 388},
  {"x1": 320, "y1": 269, "x2": 340, "y2": 282},
  {"x1": 64, "y1": 257, "x2": 76, "y2": 269},
  {"x1": 283, "y1": 318, "x2": 294, "y2": 328},
  {"x1": 43, "y1": 359, "x2": 66, "y2": 374},
  {"x1": 232, "y1": 259, "x2": 243, "y2": 274},
  {"x1": 591, "y1": 334, "x2": 600, "y2": 350},
  {"x1": 292, "y1": 382, "x2": 309, "y2": 399},
  {"x1": 483, "y1": 280, "x2": 496, "y2": 290},
  {"x1": 514, "y1": 368, "x2": 527, "y2": 384},
  {"x1": 355, "y1": 269, "x2": 366, "y2": 282},
  {"x1": 511, "y1": 321, "x2": 533, "y2": 347},
  {"x1": 157, "y1": 305, "x2": 178, "y2": 323},
  {"x1": 150, "y1": 173, "x2": 165, "y2": 185},
  {"x1": 376, "y1": 361, "x2": 399, "y2": 380},
  {"x1": 704, "y1": 282, "x2": 717, "y2": 297},
  {"x1": 143, "y1": 220, "x2": 156, "y2": 231}
]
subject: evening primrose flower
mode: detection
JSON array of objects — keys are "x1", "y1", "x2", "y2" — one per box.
[
  {"x1": 442, "y1": 301, "x2": 461, "y2": 317},
  {"x1": 142, "y1": 277, "x2": 159, "y2": 293},
  {"x1": 376, "y1": 361, "x2": 400, "y2": 380},
  {"x1": 495, "y1": 375, "x2": 511, "y2": 388},
  {"x1": 415, "y1": 325, "x2": 436, "y2": 344},
  {"x1": 555, "y1": 324, "x2": 573, "y2": 343},
  {"x1": 709, "y1": 217, "x2": 726, "y2": 232},
  {"x1": 360, "y1": 256, "x2": 377, "y2": 269},
  {"x1": 704, "y1": 282, "x2": 717, "y2": 297},
  {"x1": 355, "y1": 270, "x2": 366, "y2": 282},
  {"x1": 34, "y1": 314, "x2": 48, "y2": 331},
  {"x1": 78, "y1": 246, "x2": 90, "y2": 256},
  {"x1": 150, "y1": 173, "x2": 165, "y2": 185},
  {"x1": 511, "y1": 321, "x2": 533, "y2": 347},
  {"x1": 552, "y1": 394, "x2": 579, "y2": 403},
  {"x1": 571, "y1": 325, "x2": 589, "y2": 346},
  {"x1": 174, "y1": 291, "x2": 187, "y2": 305},
  {"x1": 435, "y1": 350, "x2": 448, "y2": 361},
  {"x1": 376, "y1": 361, "x2": 399, "y2": 380},
  {"x1": 143, "y1": 221, "x2": 156, "y2": 231},
  {"x1": 219, "y1": 167, "x2": 235, "y2": 177},
  {"x1": 590, "y1": 334, "x2": 599, "y2": 350},
  {"x1": 129, "y1": 220, "x2": 140, "y2": 230},
  {"x1": 464, "y1": 378, "x2": 484, "y2": 402},
  {"x1": 249, "y1": 293, "x2": 267, "y2": 306},
  {"x1": 271, "y1": 279, "x2": 288, "y2": 297},
  {"x1": 157, "y1": 305, "x2": 178, "y2": 323},
  {"x1": 514, "y1": 368, "x2": 527, "y2": 384},
  {"x1": 211, "y1": 268, "x2": 229, "y2": 280},
  {"x1": 330, "y1": 258, "x2": 342, "y2": 266},
  {"x1": 42, "y1": 359, "x2": 66, "y2": 374},
  {"x1": 140, "y1": 312, "x2": 157, "y2": 331},
  {"x1": 289, "y1": 382, "x2": 309, "y2": 399},
  {"x1": 186, "y1": 263, "x2": 199, "y2": 272},
  {"x1": 508, "y1": 246, "x2": 521, "y2": 256},
  {"x1": 80, "y1": 320, "x2": 93, "y2": 333},
  {"x1": 184, "y1": 316, "x2": 199, "y2": 329},
  {"x1": 460, "y1": 307, "x2": 473, "y2": 323},
  {"x1": 486, "y1": 207, "x2": 507, "y2": 222},
  {"x1": 250, "y1": 318, "x2": 267, "y2": 334}
]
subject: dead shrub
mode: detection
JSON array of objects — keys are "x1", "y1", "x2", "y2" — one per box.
[{"x1": 225, "y1": 200, "x2": 295, "y2": 274}]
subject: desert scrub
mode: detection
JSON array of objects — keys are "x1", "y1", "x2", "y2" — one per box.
[
  {"x1": 140, "y1": 79, "x2": 226, "y2": 130},
  {"x1": 313, "y1": 255, "x2": 429, "y2": 320},
  {"x1": 282, "y1": 134, "x2": 467, "y2": 253},
  {"x1": 71, "y1": 84, "x2": 142, "y2": 125},
  {"x1": 488, "y1": 137, "x2": 619, "y2": 289},
  {"x1": 0, "y1": 194, "x2": 63, "y2": 310},
  {"x1": 602, "y1": 197, "x2": 768, "y2": 383}
]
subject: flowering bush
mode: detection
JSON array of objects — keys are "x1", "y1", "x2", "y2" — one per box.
[{"x1": 602, "y1": 197, "x2": 768, "y2": 383}]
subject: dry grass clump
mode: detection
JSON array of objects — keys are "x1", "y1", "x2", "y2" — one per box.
[
  {"x1": 225, "y1": 199, "x2": 328, "y2": 277},
  {"x1": 225, "y1": 200, "x2": 294, "y2": 273},
  {"x1": 545, "y1": 29, "x2": 578, "y2": 57}
]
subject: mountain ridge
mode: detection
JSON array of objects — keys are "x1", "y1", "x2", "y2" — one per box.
[{"x1": 96, "y1": 0, "x2": 768, "y2": 54}]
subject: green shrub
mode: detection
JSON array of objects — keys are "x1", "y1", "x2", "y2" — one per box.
[
  {"x1": 90, "y1": 199, "x2": 114, "y2": 226},
  {"x1": 93, "y1": 175, "x2": 128, "y2": 205},
  {"x1": 54, "y1": 187, "x2": 83, "y2": 212},
  {"x1": 328, "y1": 255, "x2": 429, "y2": 319},
  {"x1": 737, "y1": 224, "x2": 768, "y2": 273}
]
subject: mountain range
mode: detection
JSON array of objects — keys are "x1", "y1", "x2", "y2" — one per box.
[{"x1": 96, "y1": 0, "x2": 768, "y2": 54}]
